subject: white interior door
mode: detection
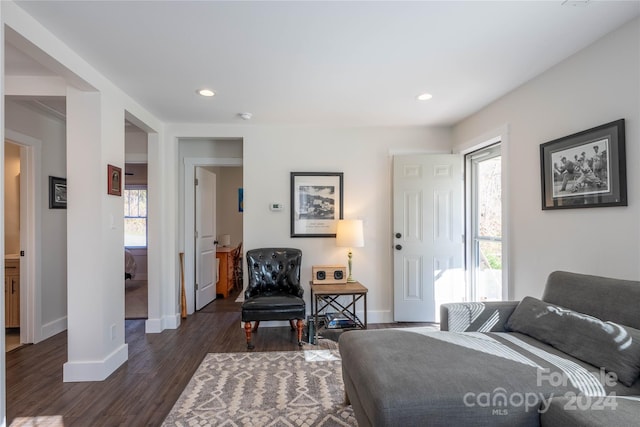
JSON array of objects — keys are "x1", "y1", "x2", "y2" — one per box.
[
  {"x1": 195, "y1": 167, "x2": 217, "y2": 310},
  {"x1": 393, "y1": 154, "x2": 464, "y2": 322}
]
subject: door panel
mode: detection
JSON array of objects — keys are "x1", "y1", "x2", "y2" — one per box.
[
  {"x1": 393, "y1": 154, "x2": 463, "y2": 322},
  {"x1": 195, "y1": 167, "x2": 217, "y2": 310},
  {"x1": 402, "y1": 255, "x2": 423, "y2": 300}
]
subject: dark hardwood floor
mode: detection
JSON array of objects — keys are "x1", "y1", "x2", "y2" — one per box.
[{"x1": 6, "y1": 289, "x2": 435, "y2": 426}]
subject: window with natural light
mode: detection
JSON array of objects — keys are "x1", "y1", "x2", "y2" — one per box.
[
  {"x1": 467, "y1": 144, "x2": 502, "y2": 302},
  {"x1": 124, "y1": 187, "x2": 147, "y2": 247}
]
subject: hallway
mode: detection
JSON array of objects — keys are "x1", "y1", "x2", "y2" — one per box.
[{"x1": 7, "y1": 295, "x2": 248, "y2": 425}]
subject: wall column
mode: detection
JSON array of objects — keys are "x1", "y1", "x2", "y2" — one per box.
[{"x1": 63, "y1": 87, "x2": 128, "y2": 382}]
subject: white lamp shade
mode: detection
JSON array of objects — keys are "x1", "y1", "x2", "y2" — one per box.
[
  {"x1": 219, "y1": 234, "x2": 231, "y2": 247},
  {"x1": 336, "y1": 219, "x2": 364, "y2": 248}
]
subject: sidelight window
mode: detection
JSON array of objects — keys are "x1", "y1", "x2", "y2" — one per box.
[{"x1": 466, "y1": 144, "x2": 502, "y2": 301}]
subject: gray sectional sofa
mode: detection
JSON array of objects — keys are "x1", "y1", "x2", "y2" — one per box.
[{"x1": 339, "y1": 271, "x2": 640, "y2": 426}]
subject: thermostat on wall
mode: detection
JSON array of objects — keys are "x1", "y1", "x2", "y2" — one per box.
[{"x1": 270, "y1": 202, "x2": 284, "y2": 211}]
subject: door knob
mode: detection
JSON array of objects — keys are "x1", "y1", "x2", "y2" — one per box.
[
  {"x1": 395, "y1": 244, "x2": 402, "y2": 250},
  {"x1": 395, "y1": 233, "x2": 401, "y2": 238}
]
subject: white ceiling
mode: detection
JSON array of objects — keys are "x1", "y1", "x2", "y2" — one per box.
[{"x1": 7, "y1": 1, "x2": 640, "y2": 127}]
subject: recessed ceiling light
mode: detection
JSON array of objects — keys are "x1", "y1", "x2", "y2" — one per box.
[
  {"x1": 197, "y1": 89, "x2": 215, "y2": 97},
  {"x1": 561, "y1": 0, "x2": 590, "y2": 7},
  {"x1": 416, "y1": 93, "x2": 433, "y2": 101}
]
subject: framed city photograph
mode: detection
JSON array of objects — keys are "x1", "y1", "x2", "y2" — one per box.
[
  {"x1": 290, "y1": 172, "x2": 343, "y2": 237},
  {"x1": 540, "y1": 119, "x2": 626, "y2": 210},
  {"x1": 49, "y1": 176, "x2": 67, "y2": 209},
  {"x1": 108, "y1": 164, "x2": 122, "y2": 196}
]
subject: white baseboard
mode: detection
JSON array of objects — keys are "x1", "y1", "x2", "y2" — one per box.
[
  {"x1": 62, "y1": 343, "x2": 128, "y2": 382},
  {"x1": 163, "y1": 313, "x2": 180, "y2": 329},
  {"x1": 40, "y1": 316, "x2": 68, "y2": 341},
  {"x1": 145, "y1": 313, "x2": 180, "y2": 333},
  {"x1": 145, "y1": 318, "x2": 163, "y2": 333}
]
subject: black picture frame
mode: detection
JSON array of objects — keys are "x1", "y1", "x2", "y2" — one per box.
[
  {"x1": 540, "y1": 119, "x2": 626, "y2": 210},
  {"x1": 49, "y1": 176, "x2": 67, "y2": 209},
  {"x1": 290, "y1": 172, "x2": 344, "y2": 237}
]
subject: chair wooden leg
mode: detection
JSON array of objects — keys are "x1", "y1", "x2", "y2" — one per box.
[
  {"x1": 244, "y1": 322, "x2": 254, "y2": 350},
  {"x1": 296, "y1": 319, "x2": 304, "y2": 346},
  {"x1": 252, "y1": 321, "x2": 260, "y2": 332},
  {"x1": 289, "y1": 320, "x2": 296, "y2": 331}
]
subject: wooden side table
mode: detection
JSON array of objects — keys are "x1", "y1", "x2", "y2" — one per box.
[
  {"x1": 216, "y1": 247, "x2": 234, "y2": 298},
  {"x1": 310, "y1": 281, "x2": 368, "y2": 345}
]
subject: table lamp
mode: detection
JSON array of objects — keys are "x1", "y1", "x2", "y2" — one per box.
[
  {"x1": 219, "y1": 234, "x2": 231, "y2": 247},
  {"x1": 336, "y1": 219, "x2": 364, "y2": 283}
]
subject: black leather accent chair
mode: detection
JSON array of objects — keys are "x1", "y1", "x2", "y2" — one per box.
[{"x1": 241, "y1": 248, "x2": 305, "y2": 349}]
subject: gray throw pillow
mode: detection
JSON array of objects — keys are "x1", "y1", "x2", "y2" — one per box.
[{"x1": 506, "y1": 296, "x2": 640, "y2": 387}]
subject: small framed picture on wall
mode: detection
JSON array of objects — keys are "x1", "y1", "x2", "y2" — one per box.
[
  {"x1": 49, "y1": 176, "x2": 67, "y2": 209},
  {"x1": 108, "y1": 164, "x2": 122, "y2": 196}
]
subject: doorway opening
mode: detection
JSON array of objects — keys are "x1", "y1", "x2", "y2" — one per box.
[
  {"x1": 124, "y1": 165, "x2": 148, "y2": 319},
  {"x1": 465, "y1": 143, "x2": 503, "y2": 302},
  {"x1": 181, "y1": 138, "x2": 244, "y2": 315},
  {"x1": 4, "y1": 141, "x2": 22, "y2": 352}
]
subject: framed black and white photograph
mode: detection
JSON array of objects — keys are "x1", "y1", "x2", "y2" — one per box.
[
  {"x1": 49, "y1": 176, "x2": 67, "y2": 209},
  {"x1": 540, "y1": 119, "x2": 626, "y2": 210},
  {"x1": 290, "y1": 172, "x2": 343, "y2": 237}
]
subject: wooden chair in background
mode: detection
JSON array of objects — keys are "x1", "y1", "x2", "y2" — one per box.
[{"x1": 231, "y1": 242, "x2": 243, "y2": 291}]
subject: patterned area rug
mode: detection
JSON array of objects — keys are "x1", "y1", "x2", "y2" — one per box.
[{"x1": 162, "y1": 350, "x2": 356, "y2": 427}]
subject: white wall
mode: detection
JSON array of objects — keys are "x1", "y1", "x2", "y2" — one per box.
[
  {"x1": 214, "y1": 166, "x2": 243, "y2": 248},
  {"x1": 166, "y1": 124, "x2": 451, "y2": 323},
  {"x1": 124, "y1": 127, "x2": 148, "y2": 163},
  {"x1": 453, "y1": 18, "x2": 640, "y2": 299},
  {"x1": 243, "y1": 126, "x2": 452, "y2": 322},
  {"x1": 177, "y1": 139, "x2": 243, "y2": 252}
]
